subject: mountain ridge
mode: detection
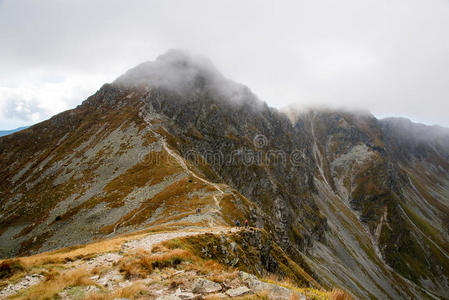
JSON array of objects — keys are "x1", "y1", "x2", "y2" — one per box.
[{"x1": 1, "y1": 50, "x2": 448, "y2": 299}]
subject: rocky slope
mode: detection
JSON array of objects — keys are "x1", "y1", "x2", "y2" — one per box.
[
  {"x1": 1, "y1": 49, "x2": 448, "y2": 299},
  {"x1": 0, "y1": 227, "x2": 332, "y2": 299}
]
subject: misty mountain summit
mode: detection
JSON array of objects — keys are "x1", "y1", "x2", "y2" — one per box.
[
  {"x1": 115, "y1": 49, "x2": 221, "y2": 88},
  {"x1": 113, "y1": 49, "x2": 263, "y2": 110},
  {"x1": 0, "y1": 50, "x2": 448, "y2": 299}
]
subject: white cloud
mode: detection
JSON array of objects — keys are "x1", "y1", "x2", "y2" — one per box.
[{"x1": 0, "y1": 73, "x2": 107, "y2": 129}]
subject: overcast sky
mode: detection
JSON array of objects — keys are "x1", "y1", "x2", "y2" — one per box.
[{"x1": 1, "y1": 0, "x2": 448, "y2": 130}]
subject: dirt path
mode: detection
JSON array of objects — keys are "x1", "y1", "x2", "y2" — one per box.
[
  {"x1": 122, "y1": 227, "x2": 238, "y2": 252},
  {"x1": 142, "y1": 113, "x2": 224, "y2": 212},
  {"x1": 161, "y1": 139, "x2": 224, "y2": 209},
  {"x1": 79, "y1": 227, "x2": 238, "y2": 271}
]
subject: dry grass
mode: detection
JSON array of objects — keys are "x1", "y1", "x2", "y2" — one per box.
[
  {"x1": 289, "y1": 293, "x2": 302, "y2": 300},
  {"x1": 207, "y1": 290, "x2": 270, "y2": 300},
  {"x1": 12, "y1": 235, "x2": 131, "y2": 269},
  {"x1": 113, "y1": 282, "x2": 147, "y2": 298},
  {"x1": 118, "y1": 248, "x2": 192, "y2": 279},
  {"x1": 0, "y1": 259, "x2": 25, "y2": 279},
  {"x1": 151, "y1": 249, "x2": 191, "y2": 268},
  {"x1": 151, "y1": 244, "x2": 169, "y2": 253},
  {"x1": 14, "y1": 268, "x2": 94, "y2": 300},
  {"x1": 202, "y1": 259, "x2": 225, "y2": 274},
  {"x1": 327, "y1": 288, "x2": 355, "y2": 300},
  {"x1": 263, "y1": 273, "x2": 298, "y2": 290},
  {"x1": 119, "y1": 256, "x2": 153, "y2": 279},
  {"x1": 85, "y1": 282, "x2": 147, "y2": 300},
  {"x1": 207, "y1": 273, "x2": 228, "y2": 283},
  {"x1": 262, "y1": 274, "x2": 330, "y2": 300}
]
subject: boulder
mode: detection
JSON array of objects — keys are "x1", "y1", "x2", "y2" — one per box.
[
  {"x1": 192, "y1": 278, "x2": 222, "y2": 293},
  {"x1": 156, "y1": 295, "x2": 182, "y2": 300},
  {"x1": 208, "y1": 293, "x2": 228, "y2": 298},
  {"x1": 174, "y1": 288, "x2": 198, "y2": 299},
  {"x1": 225, "y1": 286, "x2": 251, "y2": 297}
]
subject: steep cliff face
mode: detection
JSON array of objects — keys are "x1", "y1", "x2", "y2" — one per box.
[
  {"x1": 1, "y1": 50, "x2": 448, "y2": 299},
  {"x1": 289, "y1": 110, "x2": 449, "y2": 298}
]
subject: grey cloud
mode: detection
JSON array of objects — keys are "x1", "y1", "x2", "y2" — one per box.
[
  {"x1": 0, "y1": 0, "x2": 448, "y2": 128},
  {"x1": 115, "y1": 49, "x2": 256, "y2": 105},
  {"x1": 115, "y1": 49, "x2": 221, "y2": 91}
]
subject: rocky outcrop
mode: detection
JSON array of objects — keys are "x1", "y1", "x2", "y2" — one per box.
[{"x1": 163, "y1": 228, "x2": 320, "y2": 288}]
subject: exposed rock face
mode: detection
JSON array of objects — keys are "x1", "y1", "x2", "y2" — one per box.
[
  {"x1": 1, "y1": 49, "x2": 448, "y2": 299},
  {"x1": 294, "y1": 110, "x2": 449, "y2": 298},
  {"x1": 167, "y1": 228, "x2": 319, "y2": 289}
]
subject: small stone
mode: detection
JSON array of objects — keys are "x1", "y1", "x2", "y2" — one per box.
[
  {"x1": 85, "y1": 285, "x2": 100, "y2": 293},
  {"x1": 230, "y1": 257, "x2": 239, "y2": 266},
  {"x1": 239, "y1": 271, "x2": 258, "y2": 285},
  {"x1": 208, "y1": 293, "x2": 228, "y2": 298},
  {"x1": 225, "y1": 286, "x2": 251, "y2": 297},
  {"x1": 173, "y1": 270, "x2": 185, "y2": 276},
  {"x1": 156, "y1": 296, "x2": 182, "y2": 300},
  {"x1": 175, "y1": 288, "x2": 196, "y2": 299},
  {"x1": 118, "y1": 281, "x2": 133, "y2": 288},
  {"x1": 192, "y1": 278, "x2": 222, "y2": 293},
  {"x1": 96, "y1": 272, "x2": 123, "y2": 287},
  {"x1": 230, "y1": 242, "x2": 237, "y2": 252}
]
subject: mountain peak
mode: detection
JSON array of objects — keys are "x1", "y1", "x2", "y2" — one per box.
[
  {"x1": 114, "y1": 49, "x2": 223, "y2": 92},
  {"x1": 112, "y1": 49, "x2": 264, "y2": 109},
  {"x1": 155, "y1": 48, "x2": 219, "y2": 74}
]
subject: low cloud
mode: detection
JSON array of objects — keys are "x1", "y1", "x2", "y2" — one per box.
[
  {"x1": 0, "y1": 0, "x2": 448, "y2": 128},
  {"x1": 115, "y1": 49, "x2": 258, "y2": 107}
]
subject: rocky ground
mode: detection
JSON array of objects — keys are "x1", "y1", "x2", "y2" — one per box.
[{"x1": 0, "y1": 227, "x2": 336, "y2": 300}]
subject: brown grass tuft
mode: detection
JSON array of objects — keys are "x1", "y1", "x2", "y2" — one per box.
[
  {"x1": 208, "y1": 273, "x2": 227, "y2": 283},
  {"x1": 202, "y1": 259, "x2": 225, "y2": 273},
  {"x1": 151, "y1": 249, "x2": 191, "y2": 269},
  {"x1": 113, "y1": 282, "x2": 147, "y2": 298},
  {"x1": 85, "y1": 282, "x2": 147, "y2": 300},
  {"x1": 328, "y1": 288, "x2": 355, "y2": 300},
  {"x1": 289, "y1": 293, "x2": 301, "y2": 300},
  {"x1": 15, "y1": 268, "x2": 94, "y2": 300},
  {"x1": 152, "y1": 244, "x2": 169, "y2": 253},
  {"x1": 119, "y1": 257, "x2": 152, "y2": 279},
  {"x1": 119, "y1": 249, "x2": 192, "y2": 279},
  {"x1": 0, "y1": 259, "x2": 25, "y2": 279}
]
